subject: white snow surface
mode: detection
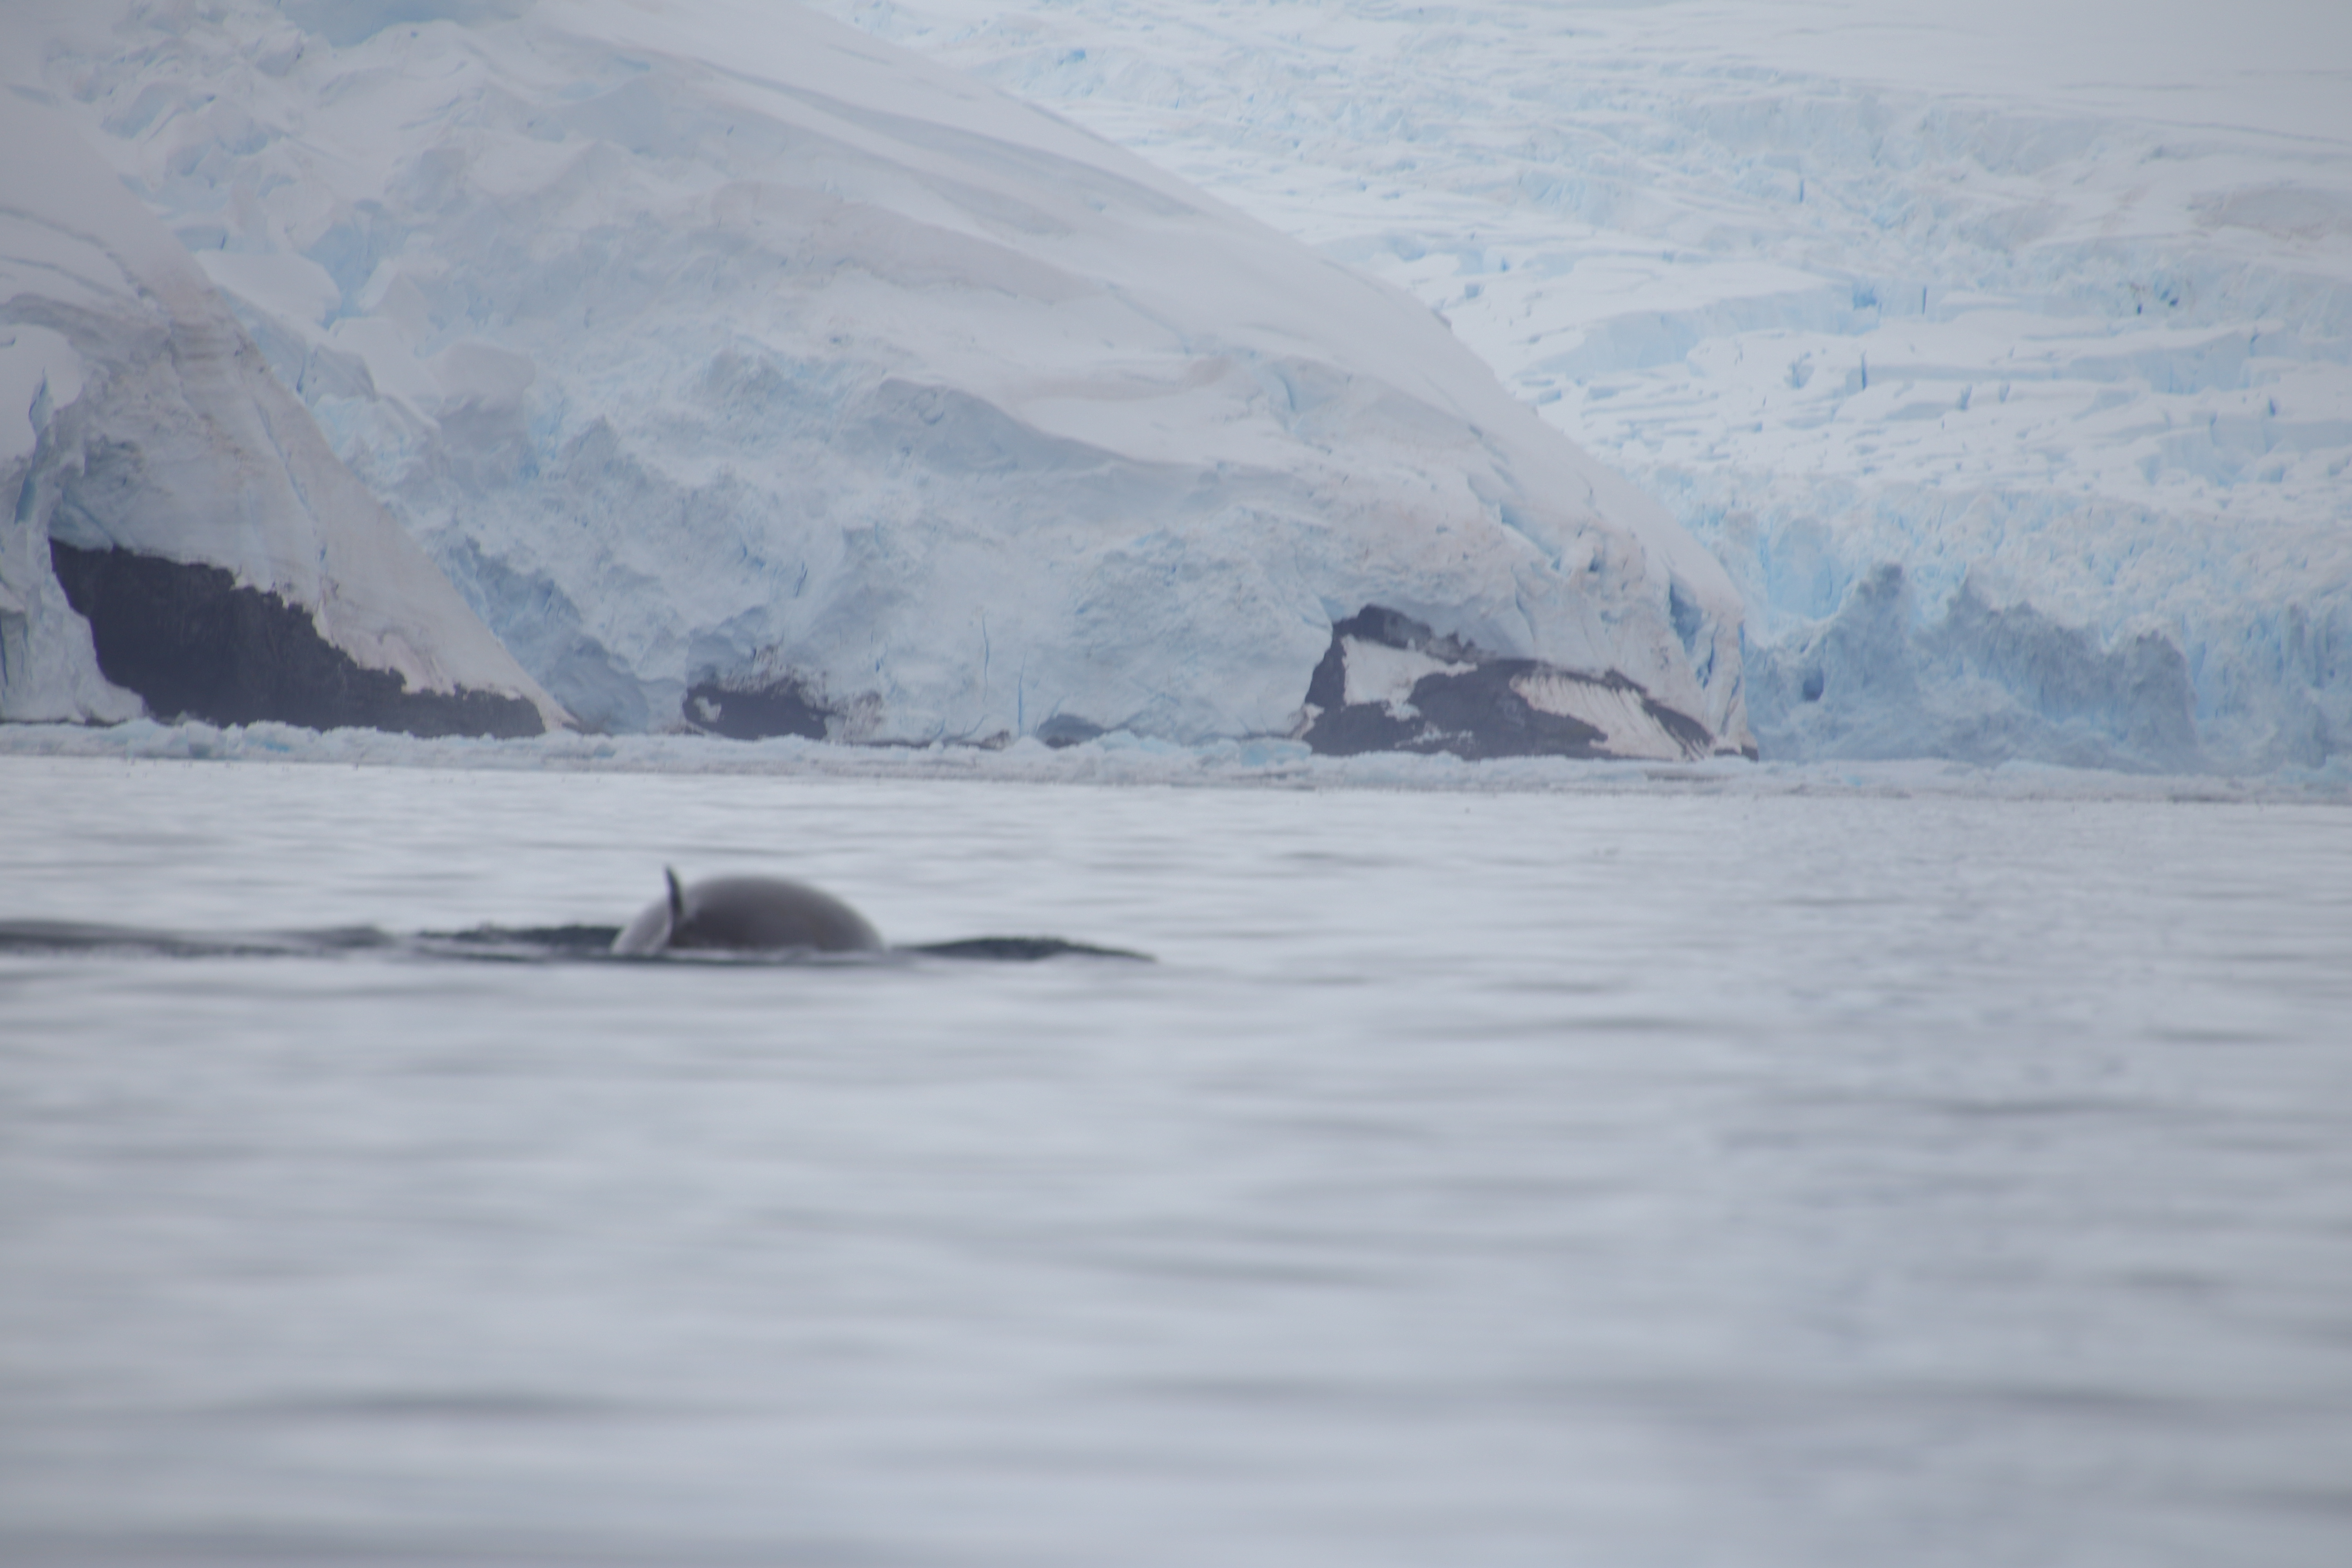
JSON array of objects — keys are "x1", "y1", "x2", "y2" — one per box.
[
  {"x1": 801, "y1": 0, "x2": 2352, "y2": 772},
  {"x1": 2, "y1": 0, "x2": 1749, "y2": 751},
  {"x1": 0, "y1": 86, "x2": 566, "y2": 729},
  {"x1": 1509, "y1": 669, "x2": 1695, "y2": 765},
  {"x1": 1335, "y1": 635, "x2": 1468, "y2": 711}
]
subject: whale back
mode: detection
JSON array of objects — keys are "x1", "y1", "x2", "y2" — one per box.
[{"x1": 613, "y1": 869, "x2": 883, "y2": 956}]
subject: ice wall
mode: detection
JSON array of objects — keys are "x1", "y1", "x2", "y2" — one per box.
[
  {"x1": 0, "y1": 87, "x2": 565, "y2": 734},
  {"x1": 7, "y1": 0, "x2": 1750, "y2": 755},
  {"x1": 811, "y1": 0, "x2": 2352, "y2": 773}
]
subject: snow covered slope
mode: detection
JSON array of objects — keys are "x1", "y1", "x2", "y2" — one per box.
[
  {"x1": 0, "y1": 87, "x2": 566, "y2": 735},
  {"x1": 810, "y1": 0, "x2": 2352, "y2": 773},
  {"x1": 5, "y1": 0, "x2": 1750, "y2": 758}
]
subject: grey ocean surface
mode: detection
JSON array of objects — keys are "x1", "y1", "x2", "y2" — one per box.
[{"x1": 3, "y1": 755, "x2": 2349, "y2": 1567}]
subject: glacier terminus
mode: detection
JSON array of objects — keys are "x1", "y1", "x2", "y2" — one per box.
[
  {"x1": 3, "y1": 0, "x2": 2347, "y2": 771},
  {"x1": 2, "y1": 0, "x2": 1755, "y2": 763}
]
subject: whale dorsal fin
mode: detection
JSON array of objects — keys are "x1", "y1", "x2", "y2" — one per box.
[{"x1": 664, "y1": 867, "x2": 687, "y2": 928}]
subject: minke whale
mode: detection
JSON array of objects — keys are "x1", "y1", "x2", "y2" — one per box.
[
  {"x1": 609, "y1": 867, "x2": 1145, "y2": 962},
  {"x1": 615, "y1": 869, "x2": 884, "y2": 956},
  {"x1": 0, "y1": 869, "x2": 1147, "y2": 965}
]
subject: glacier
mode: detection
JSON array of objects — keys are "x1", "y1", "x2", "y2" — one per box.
[
  {"x1": 0, "y1": 86, "x2": 564, "y2": 735},
  {"x1": 1, "y1": 0, "x2": 1753, "y2": 760},
  {"x1": 809, "y1": 0, "x2": 2352, "y2": 773},
  {"x1": 8, "y1": 0, "x2": 2345, "y2": 772}
]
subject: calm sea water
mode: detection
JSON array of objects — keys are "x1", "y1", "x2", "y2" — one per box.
[{"x1": 3, "y1": 755, "x2": 2349, "y2": 1567}]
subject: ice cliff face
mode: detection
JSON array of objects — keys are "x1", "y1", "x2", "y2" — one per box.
[
  {"x1": 0, "y1": 88, "x2": 564, "y2": 735},
  {"x1": 7, "y1": 0, "x2": 1751, "y2": 757},
  {"x1": 813, "y1": 0, "x2": 2352, "y2": 774}
]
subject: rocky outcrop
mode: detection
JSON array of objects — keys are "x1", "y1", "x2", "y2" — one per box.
[
  {"x1": 1299, "y1": 606, "x2": 1742, "y2": 762},
  {"x1": 49, "y1": 543, "x2": 543, "y2": 737}
]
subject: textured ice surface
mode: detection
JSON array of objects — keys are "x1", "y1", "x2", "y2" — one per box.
[
  {"x1": 0, "y1": 88, "x2": 563, "y2": 730},
  {"x1": 2, "y1": 0, "x2": 1749, "y2": 755},
  {"x1": 11, "y1": 0, "x2": 2346, "y2": 768},
  {"x1": 807, "y1": 0, "x2": 2352, "y2": 772}
]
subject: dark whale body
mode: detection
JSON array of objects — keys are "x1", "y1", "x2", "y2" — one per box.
[
  {"x1": 0, "y1": 873, "x2": 1145, "y2": 964},
  {"x1": 614, "y1": 869, "x2": 884, "y2": 956}
]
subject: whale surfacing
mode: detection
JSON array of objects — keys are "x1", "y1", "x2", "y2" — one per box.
[{"x1": 613, "y1": 869, "x2": 884, "y2": 956}]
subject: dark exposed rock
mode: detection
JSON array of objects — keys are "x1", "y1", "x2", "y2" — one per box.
[
  {"x1": 1296, "y1": 692, "x2": 1428, "y2": 756},
  {"x1": 1299, "y1": 603, "x2": 1721, "y2": 762},
  {"x1": 1403, "y1": 659, "x2": 1611, "y2": 759},
  {"x1": 681, "y1": 673, "x2": 833, "y2": 740},
  {"x1": 1033, "y1": 713, "x2": 1109, "y2": 749},
  {"x1": 47, "y1": 541, "x2": 545, "y2": 738}
]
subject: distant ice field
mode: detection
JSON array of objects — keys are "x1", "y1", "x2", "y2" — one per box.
[
  {"x1": 816, "y1": 0, "x2": 2352, "y2": 770},
  {"x1": 4, "y1": 753, "x2": 2352, "y2": 1566}
]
